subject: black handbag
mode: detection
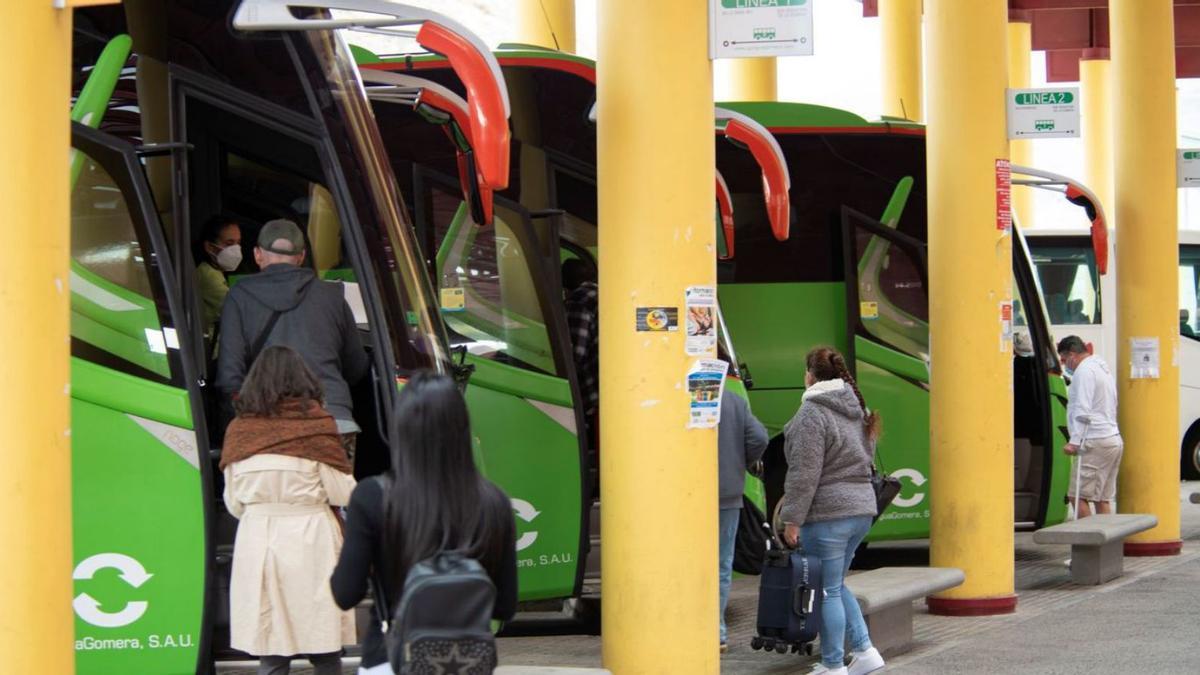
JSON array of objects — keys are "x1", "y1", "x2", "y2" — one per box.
[
  {"x1": 870, "y1": 465, "x2": 902, "y2": 523},
  {"x1": 733, "y1": 495, "x2": 770, "y2": 575}
]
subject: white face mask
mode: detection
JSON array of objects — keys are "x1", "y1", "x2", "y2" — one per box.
[{"x1": 215, "y1": 244, "x2": 243, "y2": 272}]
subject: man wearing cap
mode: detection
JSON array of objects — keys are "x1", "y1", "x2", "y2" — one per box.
[{"x1": 216, "y1": 219, "x2": 369, "y2": 451}]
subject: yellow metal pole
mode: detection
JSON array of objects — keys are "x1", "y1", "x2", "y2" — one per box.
[
  {"x1": 925, "y1": 0, "x2": 1016, "y2": 615},
  {"x1": 879, "y1": 0, "x2": 923, "y2": 121},
  {"x1": 597, "y1": 0, "x2": 717, "y2": 672},
  {"x1": 1008, "y1": 11, "x2": 1034, "y2": 229},
  {"x1": 1111, "y1": 0, "x2": 1182, "y2": 555},
  {"x1": 1080, "y1": 49, "x2": 1114, "y2": 227},
  {"x1": 0, "y1": 1, "x2": 75, "y2": 671},
  {"x1": 714, "y1": 57, "x2": 777, "y2": 101},
  {"x1": 515, "y1": 0, "x2": 576, "y2": 53}
]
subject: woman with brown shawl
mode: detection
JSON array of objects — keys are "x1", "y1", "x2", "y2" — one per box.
[{"x1": 221, "y1": 345, "x2": 356, "y2": 675}]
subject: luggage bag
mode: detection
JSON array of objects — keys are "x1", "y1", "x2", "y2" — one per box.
[{"x1": 749, "y1": 544, "x2": 822, "y2": 655}]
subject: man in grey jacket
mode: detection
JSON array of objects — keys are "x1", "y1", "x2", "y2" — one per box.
[
  {"x1": 717, "y1": 385, "x2": 768, "y2": 650},
  {"x1": 216, "y1": 219, "x2": 369, "y2": 450}
]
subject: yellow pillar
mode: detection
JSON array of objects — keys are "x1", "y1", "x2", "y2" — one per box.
[
  {"x1": 1080, "y1": 50, "x2": 1114, "y2": 225},
  {"x1": 515, "y1": 0, "x2": 575, "y2": 53},
  {"x1": 880, "y1": 0, "x2": 923, "y2": 121},
  {"x1": 925, "y1": 0, "x2": 1016, "y2": 615},
  {"x1": 1008, "y1": 11, "x2": 1035, "y2": 228},
  {"x1": 714, "y1": 57, "x2": 777, "y2": 101},
  {"x1": 0, "y1": 1, "x2": 75, "y2": 671},
  {"x1": 1111, "y1": 0, "x2": 1182, "y2": 555},
  {"x1": 597, "y1": 0, "x2": 717, "y2": 672}
]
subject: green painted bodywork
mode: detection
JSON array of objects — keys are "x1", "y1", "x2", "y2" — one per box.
[
  {"x1": 71, "y1": 34, "x2": 131, "y2": 187},
  {"x1": 71, "y1": 358, "x2": 204, "y2": 674}
]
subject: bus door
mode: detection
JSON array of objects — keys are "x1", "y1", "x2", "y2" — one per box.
[
  {"x1": 413, "y1": 168, "x2": 589, "y2": 601},
  {"x1": 840, "y1": 206, "x2": 933, "y2": 539},
  {"x1": 70, "y1": 123, "x2": 209, "y2": 674}
]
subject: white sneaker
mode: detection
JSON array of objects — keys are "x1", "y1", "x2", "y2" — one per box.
[
  {"x1": 809, "y1": 665, "x2": 848, "y2": 675},
  {"x1": 848, "y1": 646, "x2": 885, "y2": 675}
]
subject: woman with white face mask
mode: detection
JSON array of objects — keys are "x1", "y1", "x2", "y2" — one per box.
[{"x1": 196, "y1": 215, "x2": 244, "y2": 338}]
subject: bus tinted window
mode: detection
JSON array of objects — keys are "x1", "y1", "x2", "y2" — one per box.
[
  {"x1": 1029, "y1": 242, "x2": 1100, "y2": 325},
  {"x1": 1181, "y1": 244, "x2": 1200, "y2": 341},
  {"x1": 71, "y1": 151, "x2": 172, "y2": 381}
]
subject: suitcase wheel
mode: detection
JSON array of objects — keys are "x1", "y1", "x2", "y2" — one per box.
[
  {"x1": 750, "y1": 637, "x2": 764, "y2": 651},
  {"x1": 773, "y1": 642, "x2": 788, "y2": 654}
]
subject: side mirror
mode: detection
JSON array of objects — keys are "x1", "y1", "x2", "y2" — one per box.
[{"x1": 451, "y1": 344, "x2": 475, "y2": 391}]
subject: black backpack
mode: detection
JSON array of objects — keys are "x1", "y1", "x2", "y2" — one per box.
[
  {"x1": 374, "y1": 551, "x2": 498, "y2": 675},
  {"x1": 733, "y1": 495, "x2": 770, "y2": 575}
]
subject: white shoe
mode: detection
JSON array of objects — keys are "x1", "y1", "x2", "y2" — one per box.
[
  {"x1": 1063, "y1": 558, "x2": 1072, "y2": 569},
  {"x1": 848, "y1": 646, "x2": 885, "y2": 675},
  {"x1": 809, "y1": 665, "x2": 848, "y2": 675}
]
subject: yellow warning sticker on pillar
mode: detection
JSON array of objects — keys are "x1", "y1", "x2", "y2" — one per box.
[{"x1": 1000, "y1": 301, "x2": 1013, "y2": 352}]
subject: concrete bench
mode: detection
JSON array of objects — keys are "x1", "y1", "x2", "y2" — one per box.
[
  {"x1": 1033, "y1": 513, "x2": 1157, "y2": 585},
  {"x1": 844, "y1": 566, "x2": 965, "y2": 657},
  {"x1": 1190, "y1": 492, "x2": 1200, "y2": 504},
  {"x1": 496, "y1": 669, "x2": 611, "y2": 675}
]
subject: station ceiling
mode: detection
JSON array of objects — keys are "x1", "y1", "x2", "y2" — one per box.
[{"x1": 860, "y1": 0, "x2": 1200, "y2": 81}]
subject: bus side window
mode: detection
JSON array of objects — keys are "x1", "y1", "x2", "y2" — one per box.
[{"x1": 71, "y1": 150, "x2": 172, "y2": 382}]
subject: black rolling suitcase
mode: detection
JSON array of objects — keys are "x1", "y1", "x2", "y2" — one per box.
[{"x1": 750, "y1": 539, "x2": 822, "y2": 656}]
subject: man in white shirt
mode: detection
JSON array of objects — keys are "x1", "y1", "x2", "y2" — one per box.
[{"x1": 1057, "y1": 335, "x2": 1124, "y2": 517}]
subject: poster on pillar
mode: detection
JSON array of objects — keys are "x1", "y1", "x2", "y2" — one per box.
[
  {"x1": 708, "y1": 0, "x2": 814, "y2": 59},
  {"x1": 1006, "y1": 87, "x2": 1080, "y2": 140},
  {"x1": 1131, "y1": 338, "x2": 1161, "y2": 379},
  {"x1": 687, "y1": 359, "x2": 729, "y2": 429},
  {"x1": 1179, "y1": 150, "x2": 1200, "y2": 187}
]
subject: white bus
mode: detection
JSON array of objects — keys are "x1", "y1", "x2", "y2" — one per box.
[{"x1": 1025, "y1": 227, "x2": 1200, "y2": 479}]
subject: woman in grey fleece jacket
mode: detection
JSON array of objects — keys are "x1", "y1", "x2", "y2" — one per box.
[{"x1": 780, "y1": 347, "x2": 884, "y2": 675}]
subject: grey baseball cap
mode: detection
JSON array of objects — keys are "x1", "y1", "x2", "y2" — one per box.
[{"x1": 257, "y1": 219, "x2": 305, "y2": 255}]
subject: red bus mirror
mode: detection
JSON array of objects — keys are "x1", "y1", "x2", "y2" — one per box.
[
  {"x1": 1011, "y1": 165, "x2": 1109, "y2": 275},
  {"x1": 715, "y1": 108, "x2": 790, "y2": 242}
]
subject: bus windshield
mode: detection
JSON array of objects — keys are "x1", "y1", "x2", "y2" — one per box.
[
  {"x1": 306, "y1": 28, "x2": 451, "y2": 372},
  {"x1": 1028, "y1": 240, "x2": 1101, "y2": 326}
]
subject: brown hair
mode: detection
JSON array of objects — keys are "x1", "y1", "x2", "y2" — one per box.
[
  {"x1": 805, "y1": 346, "x2": 882, "y2": 441},
  {"x1": 235, "y1": 345, "x2": 325, "y2": 417}
]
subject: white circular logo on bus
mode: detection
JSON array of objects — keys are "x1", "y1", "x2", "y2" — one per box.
[{"x1": 73, "y1": 553, "x2": 153, "y2": 628}]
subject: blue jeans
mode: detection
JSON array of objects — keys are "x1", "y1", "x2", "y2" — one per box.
[
  {"x1": 801, "y1": 515, "x2": 874, "y2": 668},
  {"x1": 718, "y1": 507, "x2": 740, "y2": 643}
]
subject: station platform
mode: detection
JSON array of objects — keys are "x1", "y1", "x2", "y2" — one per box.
[{"x1": 227, "y1": 483, "x2": 1200, "y2": 674}]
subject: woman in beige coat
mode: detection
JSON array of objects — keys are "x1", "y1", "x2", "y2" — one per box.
[{"x1": 221, "y1": 346, "x2": 357, "y2": 675}]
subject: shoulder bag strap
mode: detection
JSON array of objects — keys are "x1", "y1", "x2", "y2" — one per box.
[{"x1": 245, "y1": 279, "x2": 317, "y2": 369}]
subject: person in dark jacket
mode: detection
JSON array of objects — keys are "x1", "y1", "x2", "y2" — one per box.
[
  {"x1": 780, "y1": 347, "x2": 884, "y2": 675},
  {"x1": 216, "y1": 219, "x2": 369, "y2": 451},
  {"x1": 330, "y1": 372, "x2": 517, "y2": 674},
  {"x1": 717, "y1": 384, "x2": 768, "y2": 651}
]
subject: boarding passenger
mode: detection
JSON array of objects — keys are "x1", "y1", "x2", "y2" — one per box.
[
  {"x1": 562, "y1": 258, "x2": 599, "y2": 418},
  {"x1": 780, "y1": 347, "x2": 885, "y2": 675},
  {"x1": 330, "y1": 372, "x2": 518, "y2": 675},
  {"x1": 717, "y1": 381, "x2": 768, "y2": 652},
  {"x1": 1057, "y1": 335, "x2": 1123, "y2": 518},
  {"x1": 216, "y1": 218, "x2": 369, "y2": 453},
  {"x1": 1182, "y1": 309, "x2": 1195, "y2": 338},
  {"x1": 220, "y1": 346, "x2": 357, "y2": 675},
  {"x1": 195, "y1": 215, "x2": 243, "y2": 338}
]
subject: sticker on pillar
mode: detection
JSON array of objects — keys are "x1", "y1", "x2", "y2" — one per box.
[
  {"x1": 440, "y1": 287, "x2": 466, "y2": 313},
  {"x1": 1131, "y1": 337, "x2": 1160, "y2": 379},
  {"x1": 1178, "y1": 149, "x2": 1200, "y2": 188},
  {"x1": 1000, "y1": 301, "x2": 1013, "y2": 352},
  {"x1": 1006, "y1": 87, "x2": 1080, "y2": 139},
  {"x1": 636, "y1": 307, "x2": 678, "y2": 332},
  {"x1": 685, "y1": 286, "x2": 717, "y2": 355},
  {"x1": 995, "y1": 159, "x2": 1012, "y2": 232},
  {"x1": 860, "y1": 301, "x2": 879, "y2": 320},
  {"x1": 687, "y1": 359, "x2": 729, "y2": 429}
]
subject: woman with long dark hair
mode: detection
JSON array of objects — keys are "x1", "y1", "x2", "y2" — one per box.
[
  {"x1": 221, "y1": 345, "x2": 356, "y2": 675},
  {"x1": 780, "y1": 346, "x2": 884, "y2": 675},
  {"x1": 331, "y1": 372, "x2": 517, "y2": 675}
]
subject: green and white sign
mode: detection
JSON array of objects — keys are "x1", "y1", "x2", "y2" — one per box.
[
  {"x1": 709, "y1": 0, "x2": 813, "y2": 59},
  {"x1": 1179, "y1": 149, "x2": 1200, "y2": 187},
  {"x1": 1006, "y1": 87, "x2": 1080, "y2": 139}
]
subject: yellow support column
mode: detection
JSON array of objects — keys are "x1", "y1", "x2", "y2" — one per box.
[
  {"x1": 515, "y1": 0, "x2": 575, "y2": 53},
  {"x1": 597, "y1": 0, "x2": 717, "y2": 672},
  {"x1": 1008, "y1": 10, "x2": 1034, "y2": 228},
  {"x1": 880, "y1": 0, "x2": 923, "y2": 121},
  {"x1": 1111, "y1": 0, "x2": 1182, "y2": 555},
  {"x1": 1080, "y1": 49, "x2": 1114, "y2": 226},
  {"x1": 714, "y1": 57, "x2": 777, "y2": 101},
  {"x1": 0, "y1": 1, "x2": 75, "y2": 671},
  {"x1": 925, "y1": 0, "x2": 1017, "y2": 615}
]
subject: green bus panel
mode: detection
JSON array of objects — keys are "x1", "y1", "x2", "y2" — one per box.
[
  {"x1": 465, "y1": 356, "x2": 582, "y2": 600},
  {"x1": 71, "y1": 359, "x2": 205, "y2": 674},
  {"x1": 1045, "y1": 376, "x2": 1071, "y2": 525}
]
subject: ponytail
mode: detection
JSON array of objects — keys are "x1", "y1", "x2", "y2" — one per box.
[{"x1": 805, "y1": 346, "x2": 883, "y2": 441}]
